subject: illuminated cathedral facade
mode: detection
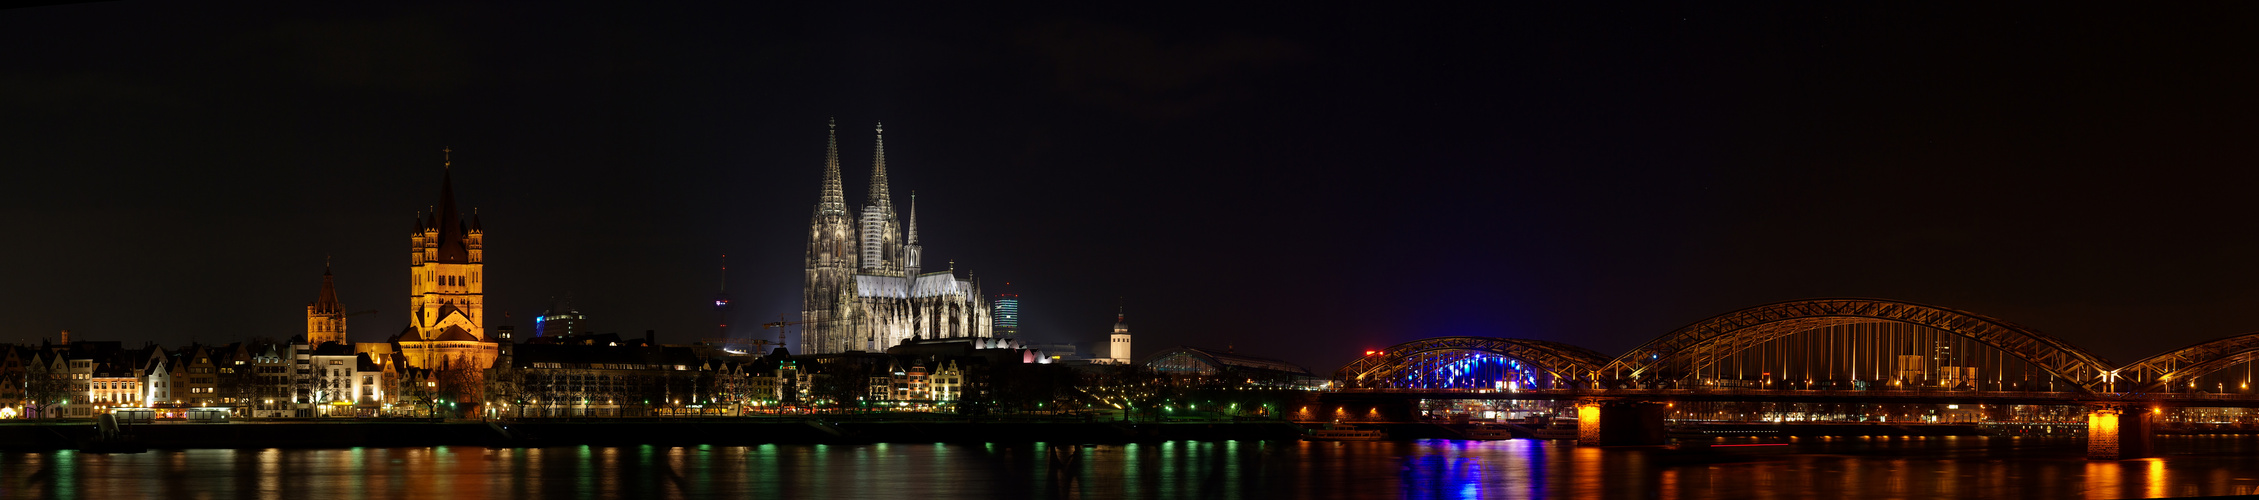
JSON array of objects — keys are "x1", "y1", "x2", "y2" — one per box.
[
  {"x1": 803, "y1": 121, "x2": 993, "y2": 354},
  {"x1": 393, "y1": 155, "x2": 500, "y2": 370}
]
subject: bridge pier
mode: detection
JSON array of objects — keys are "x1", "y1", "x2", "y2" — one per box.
[
  {"x1": 1576, "y1": 400, "x2": 1667, "y2": 446},
  {"x1": 2086, "y1": 406, "x2": 2154, "y2": 460}
]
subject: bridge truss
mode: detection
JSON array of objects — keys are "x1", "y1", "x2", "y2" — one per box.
[
  {"x1": 1596, "y1": 298, "x2": 2114, "y2": 391},
  {"x1": 2116, "y1": 332, "x2": 2259, "y2": 393}
]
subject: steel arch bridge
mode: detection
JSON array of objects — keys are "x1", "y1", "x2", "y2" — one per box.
[
  {"x1": 2115, "y1": 332, "x2": 2259, "y2": 393},
  {"x1": 1334, "y1": 336, "x2": 1611, "y2": 389},
  {"x1": 1595, "y1": 298, "x2": 2115, "y2": 391}
]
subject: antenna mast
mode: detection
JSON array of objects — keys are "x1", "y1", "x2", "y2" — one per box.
[{"x1": 713, "y1": 253, "x2": 733, "y2": 346}]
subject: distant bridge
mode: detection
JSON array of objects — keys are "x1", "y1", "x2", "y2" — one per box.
[
  {"x1": 1322, "y1": 298, "x2": 2259, "y2": 459},
  {"x1": 1324, "y1": 388, "x2": 2259, "y2": 408},
  {"x1": 1335, "y1": 298, "x2": 2259, "y2": 395}
]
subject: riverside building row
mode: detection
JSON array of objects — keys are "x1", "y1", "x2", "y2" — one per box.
[{"x1": 0, "y1": 331, "x2": 1196, "y2": 419}]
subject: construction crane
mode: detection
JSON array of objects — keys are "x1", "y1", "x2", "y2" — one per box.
[
  {"x1": 739, "y1": 314, "x2": 847, "y2": 353},
  {"x1": 700, "y1": 315, "x2": 824, "y2": 354},
  {"x1": 759, "y1": 315, "x2": 842, "y2": 330}
]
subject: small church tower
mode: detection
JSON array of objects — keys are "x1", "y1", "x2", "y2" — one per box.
[{"x1": 306, "y1": 261, "x2": 347, "y2": 346}]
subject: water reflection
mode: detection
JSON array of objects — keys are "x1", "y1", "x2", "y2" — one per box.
[{"x1": 12, "y1": 436, "x2": 2259, "y2": 498}]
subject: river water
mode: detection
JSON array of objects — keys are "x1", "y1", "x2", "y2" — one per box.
[{"x1": 4, "y1": 436, "x2": 2258, "y2": 499}]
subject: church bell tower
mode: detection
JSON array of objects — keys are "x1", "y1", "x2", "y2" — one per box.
[
  {"x1": 306, "y1": 261, "x2": 347, "y2": 346},
  {"x1": 398, "y1": 148, "x2": 499, "y2": 370}
]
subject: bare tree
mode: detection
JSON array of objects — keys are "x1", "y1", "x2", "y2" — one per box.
[
  {"x1": 437, "y1": 360, "x2": 483, "y2": 417},
  {"x1": 22, "y1": 366, "x2": 71, "y2": 419},
  {"x1": 812, "y1": 363, "x2": 874, "y2": 413}
]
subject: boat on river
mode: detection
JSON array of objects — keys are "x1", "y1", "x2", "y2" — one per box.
[
  {"x1": 1532, "y1": 422, "x2": 1579, "y2": 440},
  {"x1": 1305, "y1": 424, "x2": 1387, "y2": 441},
  {"x1": 1463, "y1": 424, "x2": 1520, "y2": 440}
]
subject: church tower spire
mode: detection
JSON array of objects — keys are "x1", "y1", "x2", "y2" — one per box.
[
  {"x1": 805, "y1": 119, "x2": 862, "y2": 355},
  {"x1": 868, "y1": 122, "x2": 893, "y2": 210},
  {"x1": 857, "y1": 122, "x2": 902, "y2": 274},
  {"x1": 433, "y1": 150, "x2": 469, "y2": 265},
  {"x1": 306, "y1": 261, "x2": 347, "y2": 346},
  {"x1": 817, "y1": 118, "x2": 847, "y2": 216}
]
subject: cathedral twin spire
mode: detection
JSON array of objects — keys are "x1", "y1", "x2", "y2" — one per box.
[
  {"x1": 815, "y1": 119, "x2": 897, "y2": 216},
  {"x1": 810, "y1": 119, "x2": 913, "y2": 275},
  {"x1": 868, "y1": 122, "x2": 893, "y2": 211},
  {"x1": 817, "y1": 119, "x2": 848, "y2": 216}
]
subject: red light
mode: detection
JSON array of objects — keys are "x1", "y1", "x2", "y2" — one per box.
[{"x1": 1365, "y1": 350, "x2": 1377, "y2": 356}]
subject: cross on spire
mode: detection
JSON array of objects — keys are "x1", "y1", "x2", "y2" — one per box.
[{"x1": 443, "y1": 147, "x2": 453, "y2": 168}]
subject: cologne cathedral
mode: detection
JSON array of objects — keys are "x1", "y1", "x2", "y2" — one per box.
[{"x1": 803, "y1": 121, "x2": 993, "y2": 354}]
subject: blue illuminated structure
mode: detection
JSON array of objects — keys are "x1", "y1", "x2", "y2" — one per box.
[
  {"x1": 1335, "y1": 337, "x2": 1612, "y2": 390},
  {"x1": 1392, "y1": 351, "x2": 1544, "y2": 389}
]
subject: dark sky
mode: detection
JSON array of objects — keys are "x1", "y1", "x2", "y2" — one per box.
[{"x1": 6, "y1": 2, "x2": 2259, "y2": 372}]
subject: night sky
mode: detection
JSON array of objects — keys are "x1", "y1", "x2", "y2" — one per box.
[{"x1": 7, "y1": 3, "x2": 2259, "y2": 372}]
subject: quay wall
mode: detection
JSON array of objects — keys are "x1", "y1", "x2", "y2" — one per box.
[{"x1": 0, "y1": 419, "x2": 1308, "y2": 451}]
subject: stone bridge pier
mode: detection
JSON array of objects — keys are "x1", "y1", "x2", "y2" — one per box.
[
  {"x1": 2086, "y1": 405, "x2": 2154, "y2": 460},
  {"x1": 1576, "y1": 400, "x2": 1667, "y2": 446}
]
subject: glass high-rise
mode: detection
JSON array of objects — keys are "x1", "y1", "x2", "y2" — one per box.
[{"x1": 993, "y1": 294, "x2": 1020, "y2": 338}]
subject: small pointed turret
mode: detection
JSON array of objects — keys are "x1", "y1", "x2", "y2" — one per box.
[{"x1": 901, "y1": 191, "x2": 923, "y2": 280}]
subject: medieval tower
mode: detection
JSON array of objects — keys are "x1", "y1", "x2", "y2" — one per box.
[
  {"x1": 305, "y1": 264, "x2": 347, "y2": 346},
  {"x1": 396, "y1": 149, "x2": 500, "y2": 370}
]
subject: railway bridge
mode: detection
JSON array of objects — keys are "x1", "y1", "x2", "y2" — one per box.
[{"x1": 1324, "y1": 298, "x2": 2259, "y2": 459}]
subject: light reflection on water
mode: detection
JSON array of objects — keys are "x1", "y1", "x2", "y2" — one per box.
[{"x1": 7, "y1": 436, "x2": 2259, "y2": 499}]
